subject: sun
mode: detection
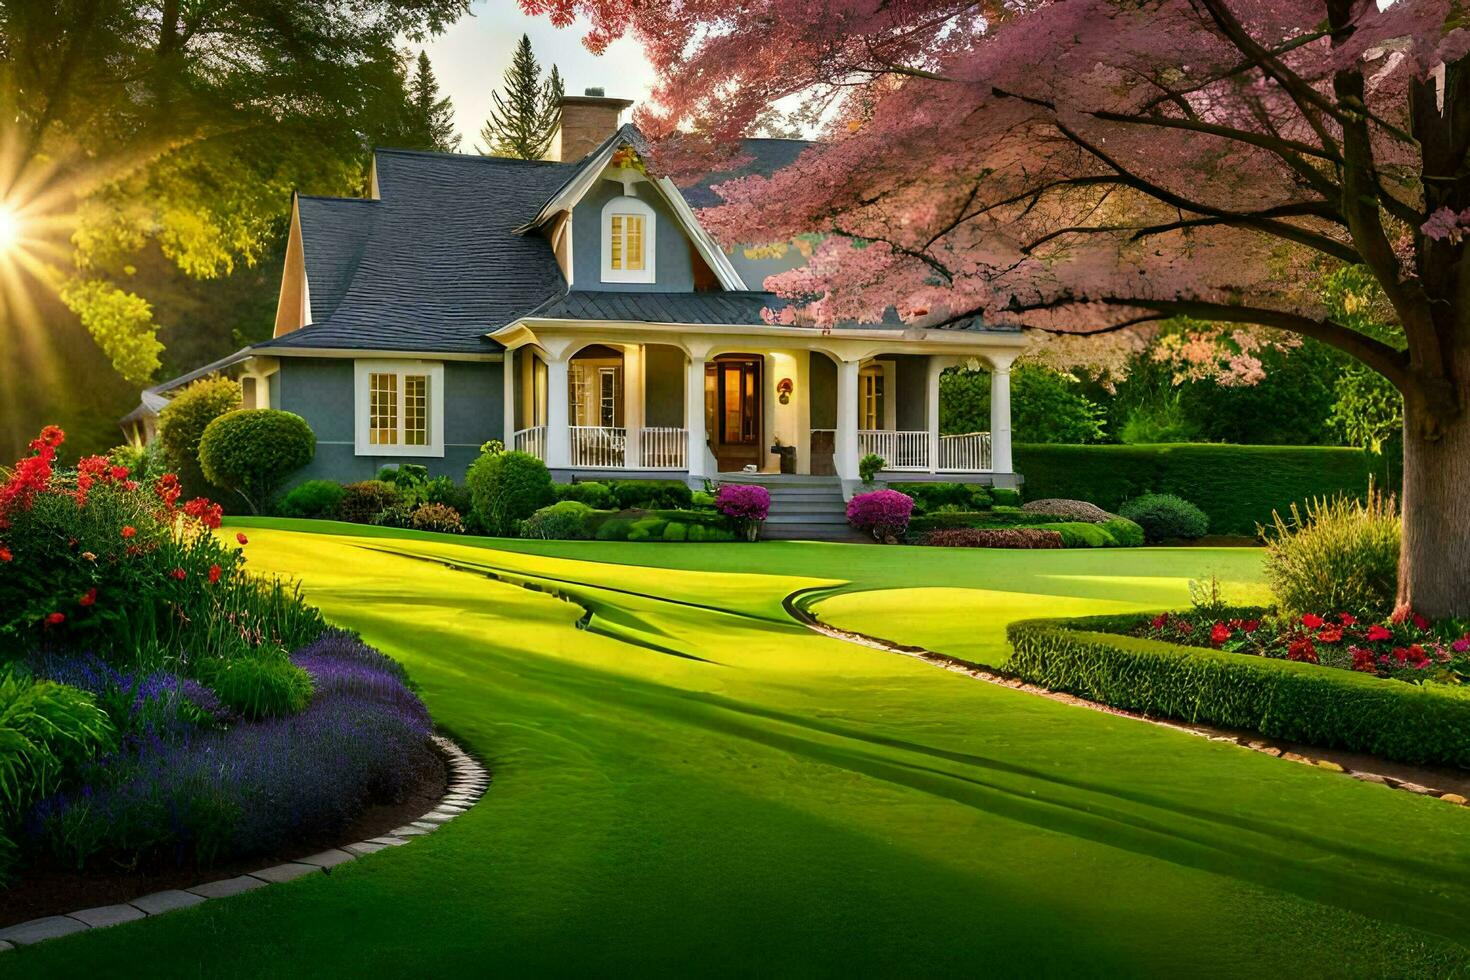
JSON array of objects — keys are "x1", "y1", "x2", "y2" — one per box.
[{"x1": 0, "y1": 203, "x2": 19, "y2": 255}]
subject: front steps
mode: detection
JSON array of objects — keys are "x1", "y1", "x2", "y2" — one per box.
[{"x1": 716, "y1": 474, "x2": 864, "y2": 542}]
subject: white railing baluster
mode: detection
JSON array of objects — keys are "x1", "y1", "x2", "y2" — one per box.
[
  {"x1": 639, "y1": 427, "x2": 687, "y2": 470},
  {"x1": 938, "y1": 432, "x2": 992, "y2": 472},
  {"x1": 858, "y1": 430, "x2": 931, "y2": 471},
  {"x1": 513, "y1": 425, "x2": 547, "y2": 460},
  {"x1": 569, "y1": 426, "x2": 627, "y2": 468}
]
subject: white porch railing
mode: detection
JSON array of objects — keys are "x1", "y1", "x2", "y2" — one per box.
[
  {"x1": 570, "y1": 426, "x2": 626, "y2": 468},
  {"x1": 513, "y1": 425, "x2": 546, "y2": 459},
  {"x1": 939, "y1": 432, "x2": 992, "y2": 472},
  {"x1": 859, "y1": 430, "x2": 930, "y2": 471},
  {"x1": 640, "y1": 427, "x2": 687, "y2": 469}
]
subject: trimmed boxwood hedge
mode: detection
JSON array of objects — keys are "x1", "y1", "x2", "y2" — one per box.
[
  {"x1": 1006, "y1": 615, "x2": 1470, "y2": 769},
  {"x1": 1015, "y1": 444, "x2": 1379, "y2": 535}
]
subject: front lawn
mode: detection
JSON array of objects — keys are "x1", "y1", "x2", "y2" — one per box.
[{"x1": 10, "y1": 522, "x2": 1470, "y2": 976}]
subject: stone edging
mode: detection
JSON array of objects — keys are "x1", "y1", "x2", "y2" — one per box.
[
  {"x1": 785, "y1": 591, "x2": 1470, "y2": 809},
  {"x1": 0, "y1": 734, "x2": 486, "y2": 951}
]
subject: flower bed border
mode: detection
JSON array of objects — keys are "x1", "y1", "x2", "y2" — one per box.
[
  {"x1": 0, "y1": 734, "x2": 487, "y2": 951},
  {"x1": 784, "y1": 590, "x2": 1470, "y2": 809}
]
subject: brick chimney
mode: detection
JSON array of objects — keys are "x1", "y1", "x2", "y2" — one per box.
[{"x1": 549, "y1": 88, "x2": 634, "y2": 162}]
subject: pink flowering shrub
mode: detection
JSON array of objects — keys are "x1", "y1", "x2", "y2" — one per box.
[
  {"x1": 714, "y1": 484, "x2": 770, "y2": 541},
  {"x1": 0, "y1": 426, "x2": 322, "y2": 665},
  {"x1": 846, "y1": 489, "x2": 914, "y2": 541}
]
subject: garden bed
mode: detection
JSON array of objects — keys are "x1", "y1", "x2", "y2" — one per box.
[{"x1": 1006, "y1": 613, "x2": 1470, "y2": 769}]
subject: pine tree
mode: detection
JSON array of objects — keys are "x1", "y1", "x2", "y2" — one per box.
[
  {"x1": 478, "y1": 35, "x2": 563, "y2": 160},
  {"x1": 404, "y1": 51, "x2": 460, "y2": 152}
]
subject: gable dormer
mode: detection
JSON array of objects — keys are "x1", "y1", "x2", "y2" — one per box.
[{"x1": 520, "y1": 108, "x2": 746, "y2": 293}]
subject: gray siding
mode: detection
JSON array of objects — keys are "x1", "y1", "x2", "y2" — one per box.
[
  {"x1": 894, "y1": 355, "x2": 927, "y2": 430},
  {"x1": 644, "y1": 346, "x2": 686, "y2": 427},
  {"x1": 276, "y1": 357, "x2": 502, "y2": 486},
  {"x1": 572, "y1": 181, "x2": 695, "y2": 291}
]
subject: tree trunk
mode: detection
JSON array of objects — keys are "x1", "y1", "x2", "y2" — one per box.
[{"x1": 1398, "y1": 390, "x2": 1470, "y2": 618}]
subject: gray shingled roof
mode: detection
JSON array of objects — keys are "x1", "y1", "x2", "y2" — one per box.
[
  {"x1": 297, "y1": 197, "x2": 375, "y2": 324},
  {"x1": 527, "y1": 290, "x2": 788, "y2": 325},
  {"x1": 259, "y1": 149, "x2": 576, "y2": 354}
]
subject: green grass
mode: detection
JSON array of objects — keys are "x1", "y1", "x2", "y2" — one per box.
[{"x1": 10, "y1": 520, "x2": 1470, "y2": 977}]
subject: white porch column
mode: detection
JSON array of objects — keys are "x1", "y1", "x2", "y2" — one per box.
[
  {"x1": 623, "y1": 344, "x2": 644, "y2": 470},
  {"x1": 685, "y1": 350, "x2": 708, "y2": 479},
  {"x1": 545, "y1": 353, "x2": 571, "y2": 468},
  {"x1": 990, "y1": 356, "x2": 1014, "y2": 474},
  {"x1": 926, "y1": 356, "x2": 945, "y2": 473},
  {"x1": 502, "y1": 347, "x2": 516, "y2": 450},
  {"x1": 835, "y1": 358, "x2": 860, "y2": 481}
]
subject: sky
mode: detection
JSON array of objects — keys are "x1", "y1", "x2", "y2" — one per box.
[{"x1": 420, "y1": 1, "x2": 658, "y2": 151}]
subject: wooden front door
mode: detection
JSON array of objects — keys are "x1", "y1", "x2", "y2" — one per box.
[{"x1": 707, "y1": 357, "x2": 762, "y2": 472}]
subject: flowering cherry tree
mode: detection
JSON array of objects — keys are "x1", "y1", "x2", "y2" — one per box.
[{"x1": 526, "y1": 0, "x2": 1470, "y2": 615}]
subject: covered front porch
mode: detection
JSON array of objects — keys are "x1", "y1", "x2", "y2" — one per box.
[{"x1": 492, "y1": 319, "x2": 1027, "y2": 492}]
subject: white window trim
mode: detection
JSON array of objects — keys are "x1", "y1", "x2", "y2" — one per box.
[
  {"x1": 353, "y1": 359, "x2": 445, "y2": 457},
  {"x1": 600, "y1": 195, "x2": 656, "y2": 284}
]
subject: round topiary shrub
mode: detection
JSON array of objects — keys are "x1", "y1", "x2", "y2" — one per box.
[
  {"x1": 410, "y1": 502, "x2": 465, "y2": 534},
  {"x1": 1118, "y1": 493, "x2": 1208, "y2": 543},
  {"x1": 847, "y1": 489, "x2": 914, "y2": 542},
  {"x1": 467, "y1": 450, "x2": 555, "y2": 536},
  {"x1": 714, "y1": 484, "x2": 771, "y2": 541},
  {"x1": 198, "y1": 410, "x2": 315, "y2": 514},
  {"x1": 338, "y1": 481, "x2": 401, "y2": 524},
  {"x1": 157, "y1": 375, "x2": 241, "y2": 500},
  {"x1": 279, "y1": 479, "x2": 346, "y2": 519},
  {"x1": 1100, "y1": 516, "x2": 1146, "y2": 547},
  {"x1": 520, "y1": 500, "x2": 594, "y2": 539}
]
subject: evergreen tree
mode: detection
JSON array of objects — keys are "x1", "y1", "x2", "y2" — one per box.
[
  {"x1": 404, "y1": 51, "x2": 460, "y2": 152},
  {"x1": 478, "y1": 35, "x2": 563, "y2": 160}
]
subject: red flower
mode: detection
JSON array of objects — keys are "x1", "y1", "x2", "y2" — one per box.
[
  {"x1": 0, "y1": 546, "x2": 10, "y2": 562},
  {"x1": 79, "y1": 588, "x2": 97, "y2": 607},
  {"x1": 1339, "y1": 613, "x2": 1357, "y2": 626},
  {"x1": 183, "y1": 497, "x2": 223, "y2": 530},
  {"x1": 208, "y1": 564, "x2": 222, "y2": 585},
  {"x1": 1412, "y1": 612, "x2": 1431, "y2": 631},
  {"x1": 1350, "y1": 646, "x2": 1377, "y2": 673},
  {"x1": 1406, "y1": 644, "x2": 1430, "y2": 667},
  {"x1": 1151, "y1": 613, "x2": 1168, "y2": 630},
  {"x1": 1300, "y1": 613, "x2": 1324, "y2": 629},
  {"x1": 171, "y1": 567, "x2": 187, "y2": 580},
  {"x1": 110, "y1": 465, "x2": 129, "y2": 481},
  {"x1": 1240, "y1": 619, "x2": 1260, "y2": 633},
  {"x1": 121, "y1": 526, "x2": 137, "y2": 539},
  {"x1": 1392, "y1": 646, "x2": 1409, "y2": 664},
  {"x1": 44, "y1": 612, "x2": 65, "y2": 625},
  {"x1": 236, "y1": 532, "x2": 249, "y2": 545},
  {"x1": 1365, "y1": 624, "x2": 1393, "y2": 642},
  {"x1": 1287, "y1": 637, "x2": 1318, "y2": 663},
  {"x1": 1209, "y1": 622, "x2": 1232, "y2": 645},
  {"x1": 1317, "y1": 626, "x2": 1343, "y2": 644}
]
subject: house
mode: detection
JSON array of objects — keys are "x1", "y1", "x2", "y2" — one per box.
[{"x1": 125, "y1": 90, "x2": 1027, "y2": 511}]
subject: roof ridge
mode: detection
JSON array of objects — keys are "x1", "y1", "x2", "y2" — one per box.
[{"x1": 373, "y1": 146, "x2": 572, "y2": 167}]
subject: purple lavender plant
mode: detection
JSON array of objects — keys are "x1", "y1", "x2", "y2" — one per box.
[{"x1": 27, "y1": 634, "x2": 438, "y2": 870}]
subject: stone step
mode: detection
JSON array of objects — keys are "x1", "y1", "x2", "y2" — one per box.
[
  {"x1": 762, "y1": 523, "x2": 869, "y2": 542},
  {"x1": 765, "y1": 513, "x2": 849, "y2": 525},
  {"x1": 767, "y1": 500, "x2": 847, "y2": 515}
]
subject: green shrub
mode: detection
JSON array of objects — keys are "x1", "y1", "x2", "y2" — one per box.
[
  {"x1": 157, "y1": 375, "x2": 241, "y2": 500},
  {"x1": 0, "y1": 667, "x2": 116, "y2": 815},
  {"x1": 627, "y1": 516, "x2": 668, "y2": 541},
  {"x1": 1100, "y1": 517, "x2": 1146, "y2": 547},
  {"x1": 1016, "y1": 444, "x2": 1379, "y2": 535},
  {"x1": 858, "y1": 453, "x2": 885, "y2": 484},
  {"x1": 108, "y1": 440, "x2": 168, "y2": 484},
  {"x1": 1262, "y1": 487, "x2": 1399, "y2": 617},
  {"x1": 198, "y1": 410, "x2": 315, "y2": 513},
  {"x1": 556, "y1": 481, "x2": 615, "y2": 509},
  {"x1": 991, "y1": 487, "x2": 1022, "y2": 507},
  {"x1": 424, "y1": 476, "x2": 473, "y2": 516},
  {"x1": 377, "y1": 463, "x2": 430, "y2": 489},
  {"x1": 338, "y1": 481, "x2": 400, "y2": 524},
  {"x1": 410, "y1": 502, "x2": 465, "y2": 534},
  {"x1": 907, "y1": 510, "x2": 1063, "y2": 535},
  {"x1": 1032, "y1": 522, "x2": 1116, "y2": 547},
  {"x1": 1006, "y1": 617, "x2": 1470, "y2": 769},
  {"x1": 595, "y1": 518, "x2": 634, "y2": 540},
  {"x1": 279, "y1": 480, "x2": 345, "y2": 519},
  {"x1": 202, "y1": 655, "x2": 313, "y2": 719},
  {"x1": 521, "y1": 500, "x2": 594, "y2": 540},
  {"x1": 691, "y1": 490, "x2": 716, "y2": 509},
  {"x1": 467, "y1": 450, "x2": 555, "y2": 536},
  {"x1": 663, "y1": 521, "x2": 689, "y2": 541},
  {"x1": 608, "y1": 480, "x2": 692, "y2": 510},
  {"x1": 1119, "y1": 493, "x2": 1208, "y2": 542}
]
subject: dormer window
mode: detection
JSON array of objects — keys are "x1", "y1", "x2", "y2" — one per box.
[{"x1": 601, "y1": 196, "x2": 656, "y2": 283}]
